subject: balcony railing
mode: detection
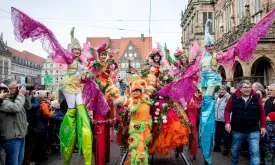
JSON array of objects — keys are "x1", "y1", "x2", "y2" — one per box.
[{"x1": 215, "y1": 22, "x2": 275, "y2": 51}]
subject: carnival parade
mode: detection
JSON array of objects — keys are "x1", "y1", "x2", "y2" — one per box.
[{"x1": 1, "y1": 1, "x2": 275, "y2": 165}]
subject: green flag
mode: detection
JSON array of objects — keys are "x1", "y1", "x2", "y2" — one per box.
[{"x1": 44, "y1": 75, "x2": 52, "y2": 84}]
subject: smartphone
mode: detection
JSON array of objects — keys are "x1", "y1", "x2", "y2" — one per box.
[{"x1": 0, "y1": 87, "x2": 9, "y2": 93}]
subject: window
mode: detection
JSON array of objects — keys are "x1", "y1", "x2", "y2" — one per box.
[
  {"x1": 225, "y1": 5, "x2": 232, "y2": 33},
  {"x1": 56, "y1": 70, "x2": 59, "y2": 74},
  {"x1": 50, "y1": 70, "x2": 53, "y2": 74},
  {"x1": 129, "y1": 46, "x2": 133, "y2": 50},
  {"x1": 0, "y1": 59, "x2": 3, "y2": 74},
  {"x1": 237, "y1": 0, "x2": 244, "y2": 25},
  {"x1": 134, "y1": 53, "x2": 137, "y2": 57},
  {"x1": 203, "y1": 12, "x2": 213, "y2": 32},
  {"x1": 121, "y1": 63, "x2": 125, "y2": 68},
  {"x1": 119, "y1": 71, "x2": 126, "y2": 79},
  {"x1": 191, "y1": 18, "x2": 193, "y2": 33},
  {"x1": 56, "y1": 78, "x2": 58, "y2": 83},
  {"x1": 215, "y1": 15, "x2": 220, "y2": 40},
  {"x1": 4, "y1": 60, "x2": 9, "y2": 75},
  {"x1": 125, "y1": 53, "x2": 127, "y2": 57},
  {"x1": 129, "y1": 53, "x2": 133, "y2": 57},
  {"x1": 254, "y1": 0, "x2": 262, "y2": 23},
  {"x1": 132, "y1": 63, "x2": 135, "y2": 68},
  {"x1": 136, "y1": 62, "x2": 140, "y2": 68}
]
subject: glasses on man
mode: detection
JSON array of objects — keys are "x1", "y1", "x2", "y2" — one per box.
[{"x1": 242, "y1": 86, "x2": 251, "y2": 89}]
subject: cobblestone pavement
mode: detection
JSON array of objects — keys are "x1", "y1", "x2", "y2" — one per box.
[{"x1": 40, "y1": 142, "x2": 250, "y2": 165}]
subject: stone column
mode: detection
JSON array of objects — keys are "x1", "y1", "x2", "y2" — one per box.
[
  {"x1": 225, "y1": 66, "x2": 234, "y2": 87},
  {"x1": 242, "y1": 62, "x2": 252, "y2": 82}
]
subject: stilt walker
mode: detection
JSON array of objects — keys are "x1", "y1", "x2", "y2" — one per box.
[
  {"x1": 59, "y1": 28, "x2": 92, "y2": 165},
  {"x1": 10, "y1": 8, "x2": 93, "y2": 165},
  {"x1": 198, "y1": 19, "x2": 221, "y2": 165}
]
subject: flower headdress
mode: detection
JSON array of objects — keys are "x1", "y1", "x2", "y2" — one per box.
[
  {"x1": 174, "y1": 47, "x2": 187, "y2": 59},
  {"x1": 97, "y1": 43, "x2": 110, "y2": 54}
]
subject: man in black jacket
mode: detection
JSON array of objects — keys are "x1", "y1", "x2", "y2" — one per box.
[
  {"x1": 224, "y1": 80, "x2": 266, "y2": 165},
  {"x1": 265, "y1": 83, "x2": 275, "y2": 117}
]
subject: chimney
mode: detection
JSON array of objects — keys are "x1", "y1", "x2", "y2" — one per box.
[{"x1": 141, "y1": 34, "x2": 144, "y2": 42}]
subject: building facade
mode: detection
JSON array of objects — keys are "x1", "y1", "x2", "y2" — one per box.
[
  {"x1": 0, "y1": 33, "x2": 12, "y2": 82},
  {"x1": 214, "y1": 0, "x2": 275, "y2": 87},
  {"x1": 8, "y1": 47, "x2": 45, "y2": 85},
  {"x1": 181, "y1": 0, "x2": 275, "y2": 86},
  {"x1": 87, "y1": 35, "x2": 152, "y2": 80},
  {"x1": 0, "y1": 33, "x2": 45, "y2": 84},
  {"x1": 118, "y1": 41, "x2": 143, "y2": 79},
  {"x1": 41, "y1": 56, "x2": 66, "y2": 93},
  {"x1": 181, "y1": 0, "x2": 216, "y2": 53}
]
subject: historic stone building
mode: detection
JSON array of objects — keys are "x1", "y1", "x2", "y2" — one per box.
[
  {"x1": 8, "y1": 47, "x2": 45, "y2": 85},
  {"x1": 0, "y1": 33, "x2": 45, "y2": 84},
  {"x1": 0, "y1": 33, "x2": 12, "y2": 82},
  {"x1": 181, "y1": 0, "x2": 275, "y2": 87},
  {"x1": 215, "y1": 0, "x2": 275, "y2": 87},
  {"x1": 41, "y1": 56, "x2": 66, "y2": 93},
  {"x1": 181, "y1": 0, "x2": 216, "y2": 52}
]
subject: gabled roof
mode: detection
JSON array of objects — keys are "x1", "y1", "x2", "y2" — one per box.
[{"x1": 8, "y1": 47, "x2": 46, "y2": 64}]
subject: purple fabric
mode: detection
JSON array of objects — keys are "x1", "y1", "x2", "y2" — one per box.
[
  {"x1": 216, "y1": 8, "x2": 275, "y2": 66},
  {"x1": 157, "y1": 52, "x2": 203, "y2": 102},
  {"x1": 11, "y1": 7, "x2": 75, "y2": 64},
  {"x1": 82, "y1": 77, "x2": 110, "y2": 116}
]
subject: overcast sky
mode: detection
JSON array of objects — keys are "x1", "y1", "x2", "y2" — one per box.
[{"x1": 0, "y1": 0, "x2": 188, "y2": 59}]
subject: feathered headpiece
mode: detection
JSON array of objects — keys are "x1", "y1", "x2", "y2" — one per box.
[
  {"x1": 204, "y1": 19, "x2": 214, "y2": 46},
  {"x1": 174, "y1": 47, "x2": 187, "y2": 59},
  {"x1": 70, "y1": 27, "x2": 82, "y2": 50},
  {"x1": 97, "y1": 43, "x2": 110, "y2": 53}
]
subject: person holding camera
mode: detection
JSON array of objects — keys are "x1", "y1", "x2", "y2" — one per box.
[{"x1": 0, "y1": 79, "x2": 31, "y2": 165}]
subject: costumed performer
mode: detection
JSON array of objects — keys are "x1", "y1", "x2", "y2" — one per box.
[
  {"x1": 86, "y1": 43, "x2": 118, "y2": 165},
  {"x1": 173, "y1": 48, "x2": 199, "y2": 159},
  {"x1": 197, "y1": 19, "x2": 221, "y2": 165},
  {"x1": 10, "y1": 7, "x2": 93, "y2": 165},
  {"x1": 141, "y1": 45, "x2": 191, "y2": 156},
  {"x1": 124, "y1": 74, "x2": 155, "y2": 165}
]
